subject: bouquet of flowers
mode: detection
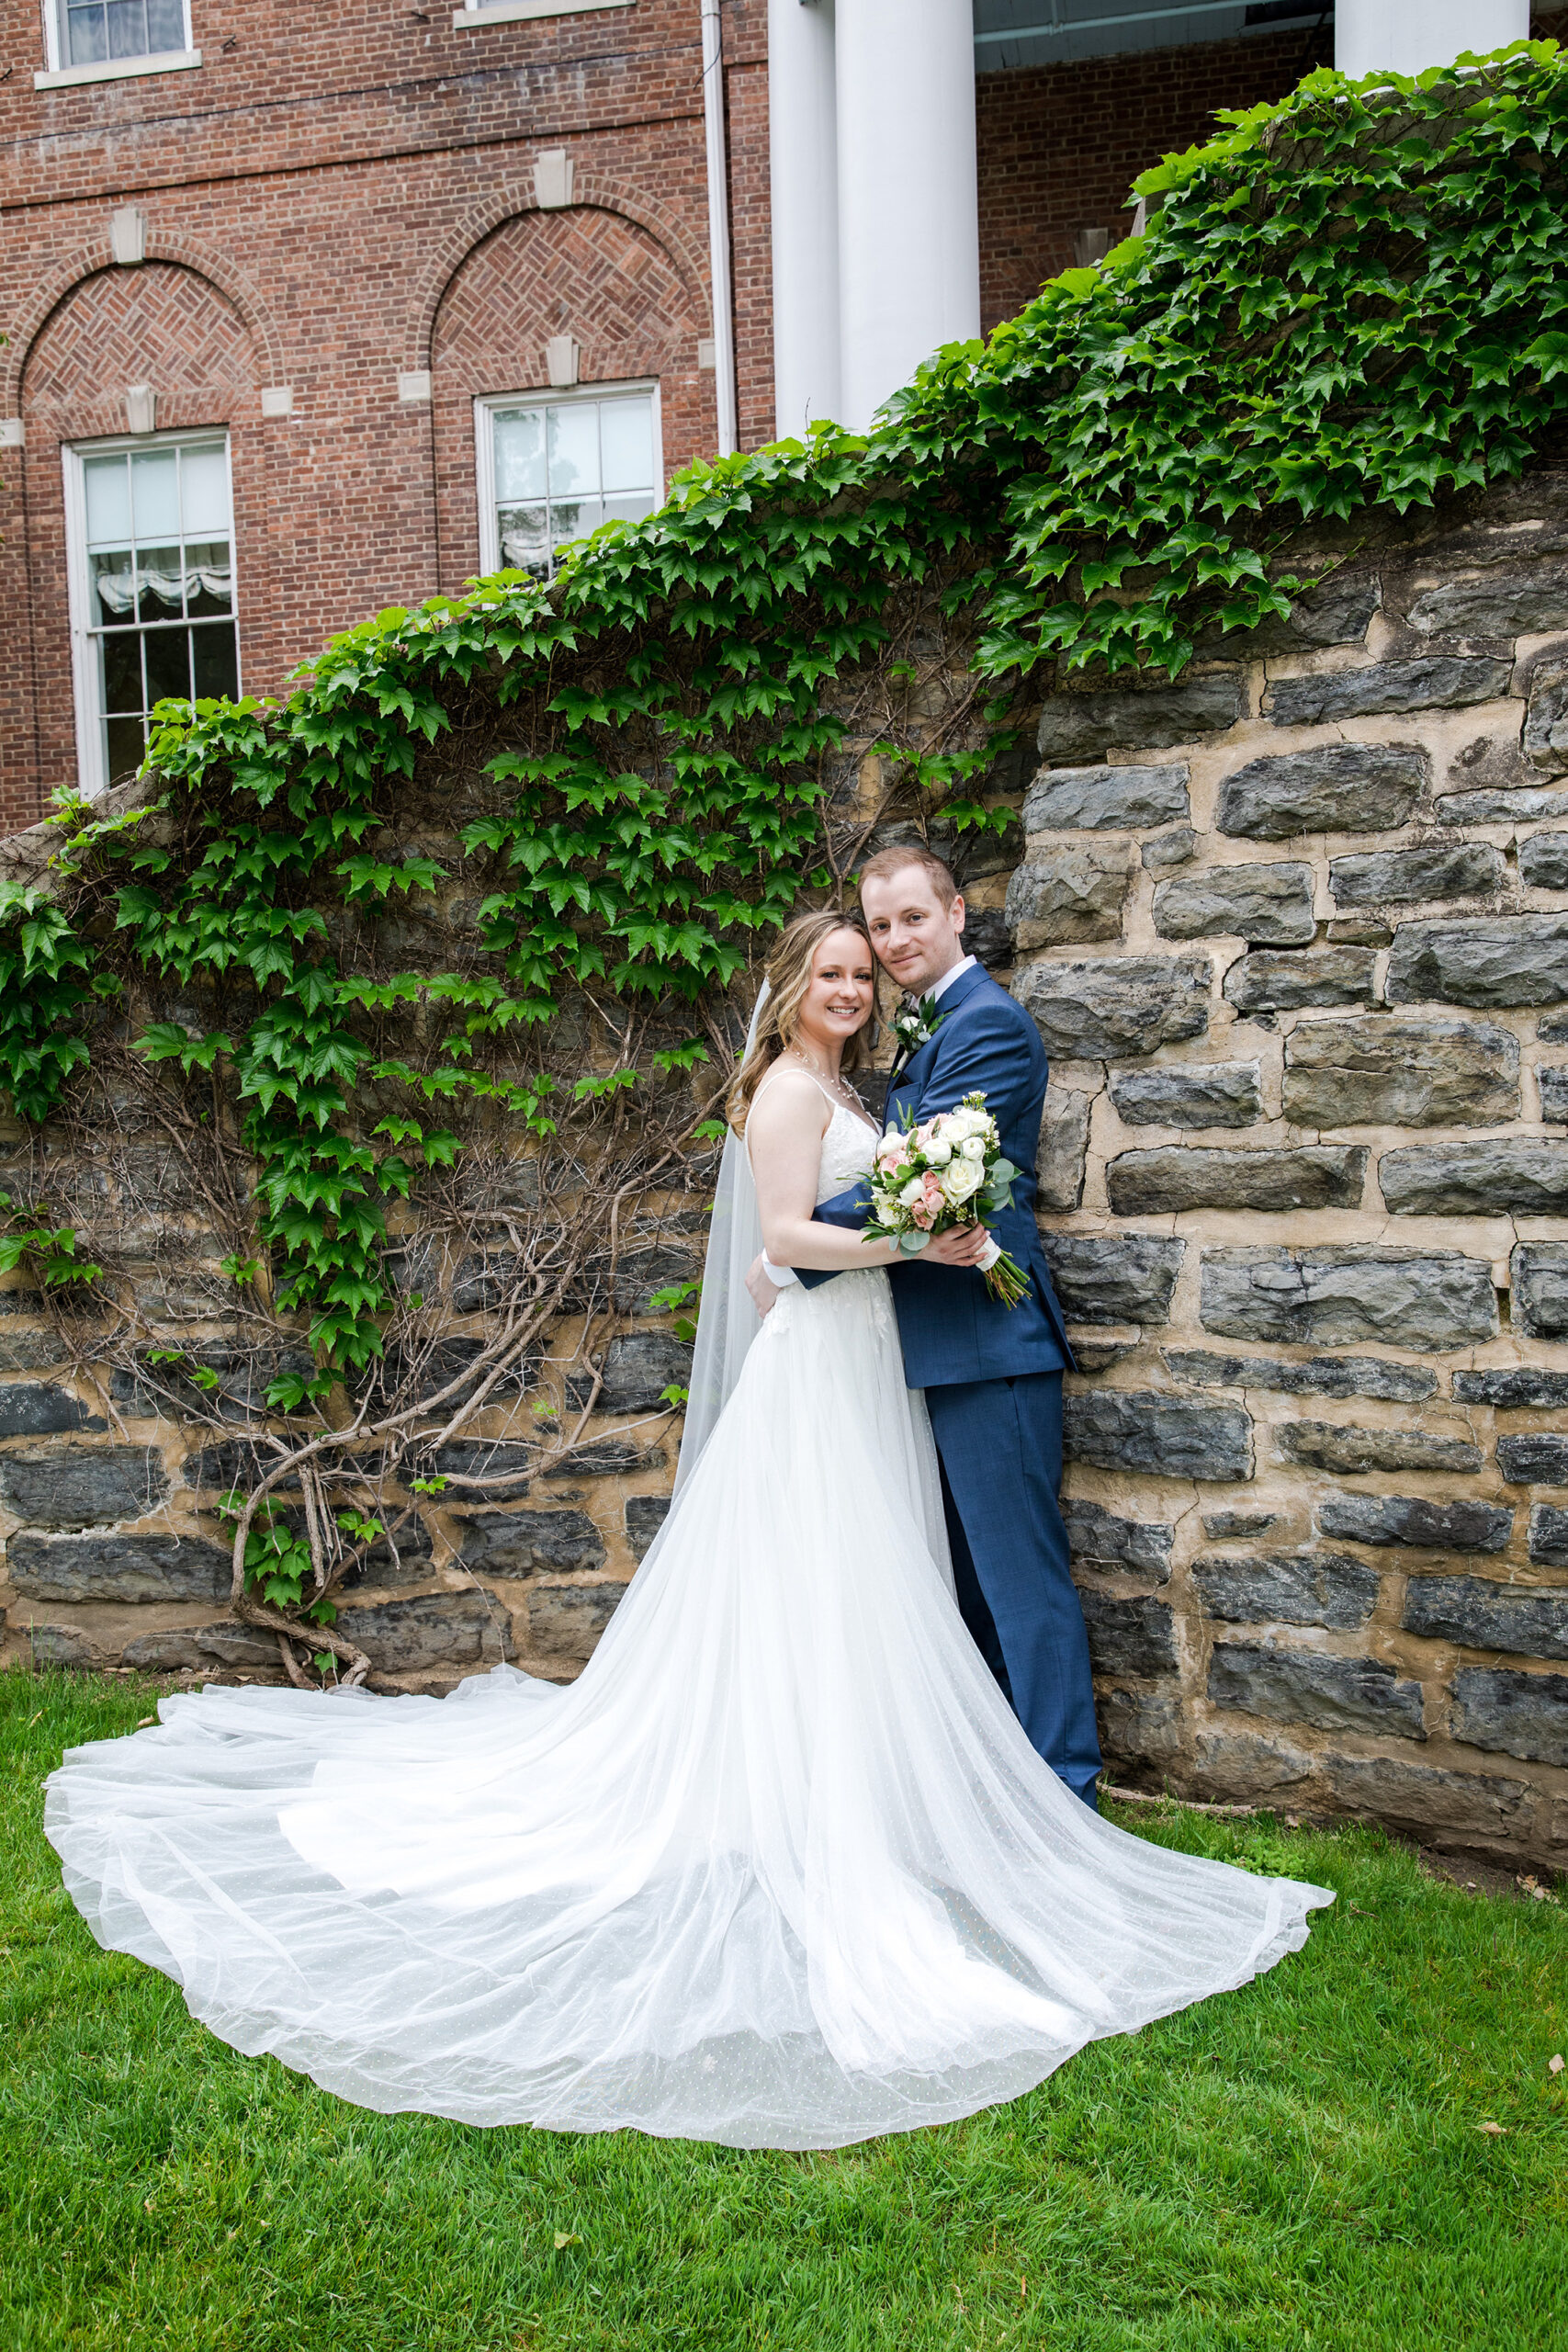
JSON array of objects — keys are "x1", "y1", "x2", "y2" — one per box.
[{"x1": 866, "y1": 1091, "x2": 1030, "y2": 1307}]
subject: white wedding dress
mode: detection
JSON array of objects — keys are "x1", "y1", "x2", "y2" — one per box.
[{"x1": 46, "y1": 1094, "x2": 1330, "y2": 2148}]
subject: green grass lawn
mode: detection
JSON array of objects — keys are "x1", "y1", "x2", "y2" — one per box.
[{"x1": 2, "y1": 1668, "x2": 1563, "y2": 2352}]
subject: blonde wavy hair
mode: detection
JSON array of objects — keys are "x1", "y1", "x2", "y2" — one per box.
[{"x1": 728, "y1": 909, "x2": 875, "y2": 1136}]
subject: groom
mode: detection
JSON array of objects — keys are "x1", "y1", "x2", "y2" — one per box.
[{"x1": 748, "y1": 845, "x2": 1101, "y2": 1809}]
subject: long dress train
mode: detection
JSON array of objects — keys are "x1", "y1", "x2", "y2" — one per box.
[{"x1": 44, "y1": 1100, "x2": 1330, "y2": 2148}]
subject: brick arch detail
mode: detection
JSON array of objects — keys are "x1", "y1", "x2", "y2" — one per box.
[
  {"x1": 411, "y1": 170, "x2": 711, "y2": 373},
  {"x1": 2, "y1": 234, "x2": 286, "y2": 415}
]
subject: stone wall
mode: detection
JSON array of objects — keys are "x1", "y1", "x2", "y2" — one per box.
[{"x1": 6, "y1": 471, "x2": 1568, "y2": 1871}]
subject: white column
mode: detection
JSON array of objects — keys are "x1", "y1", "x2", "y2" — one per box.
[
  {"x1": 1335, "y1": 0, "x2": 1529, "y2": 80},
  {"x1": 769, "y1": 0, "x2": 840, "y2": 440},
  {"x1": 833, "y1": 0, "x2": 980, "y2": 435}
]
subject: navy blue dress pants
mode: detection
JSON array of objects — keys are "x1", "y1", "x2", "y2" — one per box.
[{"x1": 922, "y1": 1371, "x2": 1102, "y2": 1808}]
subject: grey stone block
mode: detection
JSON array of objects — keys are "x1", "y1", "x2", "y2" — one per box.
[
  {"x1": 1282, "y1": 1016, "x2": 1519, "y2": 1129},
  {"x1": 1510, "y1": 1242, "x2": 1568, "y2": 1339},
  {"x1": 567, "y1": 1332, "x2": 693, "y2": 1415},
  {"x1": 1206, "y1": 571, "x2": 1380, "y2": 656},
  {"x1": 1066, "y1": 1339, "x2": 1139, "y2": 1375},
  {"x1": 1167, "y1": 1347, "x2": 1437, "y2": 1401},
  {"x1": 1224, "y1": 948, "x2": 1378, "y2": 1013},
  {"x1": 334, "y1": 1590, "x2": 512, "y2": 1673},
  {"x1": 1518, "y1": 832, "x2": 1568, "y2": 891},
  {"x1": 456, "y1": 1510, "x2": 606, "y2": 1575},
  {"x1": 0, "y1": 1383, "x2": 106, "y2": 1439},
  {"x1": 961, "y1": 907, "x2": 1011, "y2": 971},
  {"x1": 1191, "y1": 1728, "x2": 1317, "y2": 1797},
  {"x1": 1142, "y1": 826, "x2": 1199, "y2": 872},
  {"x1": 1076, "y1": 1588, "x2": 1177, "y2": 1677},
  {"x1": 1062, "y1": 1499, "x2": 1173, "y2": 1580},
  {"x1": 1386, "y1": 915, "x2": 1568, "y2": 1007},
  {"x1": 1199, "y1": 1246, "x2": 1497, "y2": 1350},
  {"x1": 1036, "y1": 675, "x2": 1243, "y2": 763},
  {"x1": 1529, "y1": 1505, "x2": 1568, "y2": 1567},
  {"x1": 1193, "y1": 1550, "x2": 1380, "y2": 1629},
  {"x1": 424, "y1": 1438, "x2": 536, "y2": 1493},
  {"x1": 8, "y1": 1532, "x2": 230, "y2": 1603},
  {"x1": 1404, "y1": 1575, "x2": 1568, "y2": 1661},
  {"x1": 1321, "y1": 1752, "x2": 1532, "y2": 1841},
  {"x1": 1005, "y1": 843, "x2": 1133, "y2": 947},
  {"x1": 0, "y1": 1332, "x2": 70, "y2": 1374},
  {"x1": 0, "y1": 1444, "x2": 168, "y2": 1531},
  {"x1": 1497, "y1": 1434, "x2": 1568, "y2": 1486},
  {"x1": 1434, "y1": 784, "x2": 1568, "y2": 827},
  {"x1": 1538, "y1": 1010, "x2": 1568, "y2": 1043},
  {"x1": 120, "y1": 1621, "x2": 283, "y2": 1672},
  {"x1": 181, "y1": 1439, "x2": 300, "y2": 1495},
  {"x1": 1279, "y1": 1420, "x2": 1483, "y2": 1476},
  {"x1": 1153, "y1": 861, "x2": 1315, "y2": 946},
  {"x1": 1064, "y1": 1389, "x2": 1252, "y2": 1481},
  {"x1": 1455, "y1": 1368, "x2": 1568, "y2": 1410},
  {"x1": 1014, "y1": 955, "x2": 1211, "y2": 1060},
  {"x1": 1450, "y1": 1665, "x2": 1568, "y2": 1767},
  {"x1": 527, "y1": 1580, "x2": 628, "y2": 1663},
  {"x1": 1317, "y1": 1492, "x2": 1512, "y2": 1555},
  {"x1": 626, "y1": 1495, "x2": 671, "y2": 1561},
  {"x1": 547, "y1": 1440, "x2": 663, "y2": 1480},
  {"x1": 1264, "y1": 657, "x2": 1510, "y2": 727},
  {"x1": 1380, "y1": 1140, "x2": 1568, "y2": 1216},
  {"x1": 1207, "y1": 1641, "x2": 1426, "y2": 1736},
  {"x1": 23, "y1": 1624, "x2": 99, "y2": 1668},
  {"x1": 1524, "y1": 659, "x2": 1568, "y2": 774},
  {"x1": 1216, "y1": 746, "x2": 1426, "y2": 841},
  {"x1": 1109, "y1": 1061, "x2": 1262, "y2": 1130},
  {"x1": 1042, "y1": 1233, "x2": 1184, "y2": 1325},
  {"x1": 1407, "y1": 569, "x2": 1568, "y2": 639},
  {"x1": 1107, "y1": 1146, "x2": 1367, "y2": 1217},
  {"x1": 1201, "y1": 1510, "x2": 1279, "y2": 1540},
  {"x1": 111, "y1": 1345, "x2": 315, "y2": 1423},
  {"x1": 1037, "y1": 1089, "x2": 1091, "y2": 1213},
  {"x1": 1097, "y1": 1684, "x2": 1181, "y2": 1763},
  {"x1": 1022, "y1": 763, "x2": 1190, "y2": 832},
  {"x1": 1328, "y1": 842, "x2": 1505, "y2": 907}
]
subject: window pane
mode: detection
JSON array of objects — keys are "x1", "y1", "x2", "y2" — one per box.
[
  {"x1": 67, "y1": 3, "x2": 107, "y2": 63},
  {"x1": 497, "y1": 504, "x2": 549, "y2": 573},
  {"x1": 493, "y1": 411, "x2": 546, "y2": 502},
  {"x1": 91, "y1": 551, "x2": 136, "y2": 627},
  {"x1": 137, "y1": 546, "x2": 185, "y2": 625},
  {"x1": 105, "y1": 715, "x2": 146, "y2": 784},
  {"x1": 130, "y1": 449, "x2": 179, "y2": 543},
  {"x1": 85, "y1": 455, "x2": 131, "y2": 548},
  {"x1": 548, "y1": 497, "x2": 601, "y2": 555},
  {"x1": 547, "y1": 404, "x2": 600, "y2": 498},
  {"x1": 179, "y1": 446, "x2": 229, "y2": 538},
  {"x1": 185, "y1": 540, "x2": 232, "y2": 618},
  {"x1": 600, "y1": 399, "x2": 654, "y2": 496},
  {"x1": 603, "y1": 492, "x2": 657, "y2": 530},
  {"x1": 146, "y1": 0, "x2": 184, "y2": 50},
  {"x1": 107, "y1": 0, "x2": 150, "y2": 60},
  {"x1": 191, "y1": 623, "x2": 239, "y2": 703},
  {"x1": 142, "y1": 626, "x2": 191, "y2": 708},
  {"x1": 99, "y1": 632, "x2": 144, "y2": 716}
]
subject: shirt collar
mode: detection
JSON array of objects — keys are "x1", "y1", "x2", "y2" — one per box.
[{"x1": 926, "y1": 953, "x2": 976, "y2": 1006}]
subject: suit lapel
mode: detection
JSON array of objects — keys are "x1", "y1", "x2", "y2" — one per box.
[{"x1": 884, "y1": 963, "x2": 992, "y2": 1115}]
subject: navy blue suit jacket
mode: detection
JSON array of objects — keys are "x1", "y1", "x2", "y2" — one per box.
[{"x1": 801, "y1": 961, "x2": 1074, "y2": 1389}]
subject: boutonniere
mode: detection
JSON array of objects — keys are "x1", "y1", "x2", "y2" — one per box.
[{"x1": 890, "y1": 994, "x2": 946, "y2": 1059}]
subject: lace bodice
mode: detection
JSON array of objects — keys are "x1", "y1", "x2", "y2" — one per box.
[{"x1": 816, "y1": 1098, "x2": 879, "y2": 1204}]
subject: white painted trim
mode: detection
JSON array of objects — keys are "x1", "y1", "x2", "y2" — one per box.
[
  {"x1": 699, "y1": 0, "x2": 737, "y2": 458},
  {"x1": 474, "y1": 379, "x2": 663, "y2": 576},
  {"x1": 36, "y1": 47, "x2": 199, "y2": 89},
  {"x1": 453, "y1": 0, "x2": 630, "y2": 28},
  {"x1": 62, "y1": 427, "x2": 239, "y2": 799}
]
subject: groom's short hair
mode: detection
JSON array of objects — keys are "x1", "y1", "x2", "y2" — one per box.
[{"x1": 858, "y1": 842, "x2": 959, "y2": 908}]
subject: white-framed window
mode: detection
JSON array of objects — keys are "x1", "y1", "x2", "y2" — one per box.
[
  {"x1": 63, "y1": 430, "x2": 240, "y2": 797},
  {"x1": 43, "y1": 0, "x2": 194, "y2": 74},
  {"x1": 475, "y1": 382, "x2": 661, "y2": 581}
]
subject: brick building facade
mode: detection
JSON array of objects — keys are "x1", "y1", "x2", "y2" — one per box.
[{"x1": 0, "y1": 2, "x2": 1354, "y2": 833}]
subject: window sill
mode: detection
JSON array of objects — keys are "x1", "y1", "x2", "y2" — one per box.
[
  {"x1": 35, "y1": 48, "x2": 201, "y2": 91},
  {"x1": 453, "y1": 1, "x2": 630, "y2": 29}
]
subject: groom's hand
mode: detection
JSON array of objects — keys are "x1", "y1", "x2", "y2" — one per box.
[
  {"x1": 745, "y1": 1253, "x2": 783, "y2": 1317},
  {"x1": 924, "y1": 1223, "x2": 993, "y2": 1268}
]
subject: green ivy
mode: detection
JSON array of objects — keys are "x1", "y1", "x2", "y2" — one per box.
[{"x1": 5, "y1": 44, "x2": 1568, "y2": 1375}]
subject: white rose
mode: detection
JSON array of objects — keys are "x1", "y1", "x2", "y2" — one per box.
[
  {"x1": 925, "y1": 1137, "x2": 953, "y2": 1167},
  {"x1": 899, "y1": 1176, "x2": 926, "y2": 1208},
  {"x1": 960, "y1": 1136, "x2": 987, "y2": 1162},
  {"x1": 941, "y1": 1158, "x2": 985, "y2": 1204}
]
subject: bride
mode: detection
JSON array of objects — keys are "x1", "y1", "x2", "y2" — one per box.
[{"x1": 45, "y1": 909, "x2": 1330, "y2": 2150}]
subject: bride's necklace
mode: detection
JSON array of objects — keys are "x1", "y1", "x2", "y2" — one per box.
[{"x1": 785, "y1": 1044, "x2": 868, "y2": 1116}]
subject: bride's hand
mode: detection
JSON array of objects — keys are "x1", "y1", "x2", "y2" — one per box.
[
  {"x1": 922, "y1": 1223, "x2": 993, "y2": 1268},
  {"x1": 745, "y1": 1252, "x2": 783, "y2": 1317}
]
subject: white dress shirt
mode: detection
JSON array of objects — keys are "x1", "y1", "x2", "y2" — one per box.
[{"x1": 761, "y1": 953, "x2": 976, "y2": 1287}]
